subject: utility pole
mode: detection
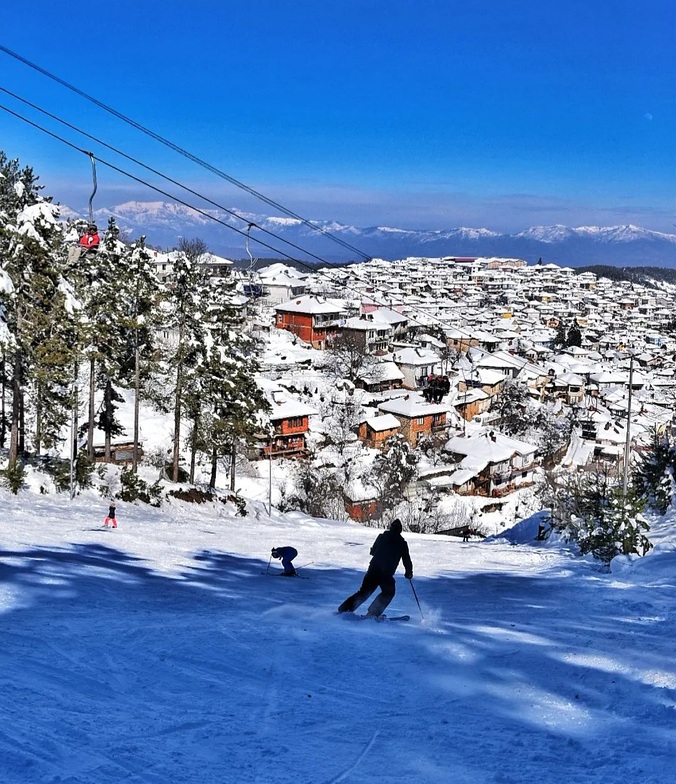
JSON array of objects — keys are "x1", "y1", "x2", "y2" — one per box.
[
  {"x1": 268, "y1": 436, "x2": 273, "y2": 516},
  {"x1": 622, "y1": 354, "x2": 634, "y2": 498}
]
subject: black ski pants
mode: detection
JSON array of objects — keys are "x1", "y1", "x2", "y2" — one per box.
[{"x1": 338, "y1": 566, "x2": 396, "y2": 617}]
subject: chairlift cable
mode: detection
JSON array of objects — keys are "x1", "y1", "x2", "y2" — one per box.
[
  {"x1": 0, "y1": 102, "x2": 331, "y2": 261},
  {"x1": 0, "y1": 44, "x2": 372, "y2": 263},
  {"x1": 0, "y1": 100, "x2": 460, "y2": 337},
  {"x1": 0, "y1": 85, "x2": 343, "y2": 269}
]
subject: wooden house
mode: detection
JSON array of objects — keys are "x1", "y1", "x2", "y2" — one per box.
[
  {"x1": 357, "y1": 414, "x2": 401, "y2": 449},
  {"x1": 274, "y1": 295, "x2": 346, "y2": 349},
  {"x1": 377, "y1": 395, "x2": 450, "y2": 447}
]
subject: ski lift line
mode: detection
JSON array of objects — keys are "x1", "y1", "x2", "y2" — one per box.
[
  {"x1": 0, "y1": 85, "x2": 347, "y2": 269},
  {"x1": 0, "y1": 105, "x2": 465, "y2": 336},
  {"x1": 0, "y1": 101, "x2": 339, "y2": 263},
  {"x1": 0, "y1": 44, "x2": 372, "y2": 263}
]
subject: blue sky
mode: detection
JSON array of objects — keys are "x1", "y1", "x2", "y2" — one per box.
[{"x1": 1, "y1": 0, "x2": 674, "y2": 233}]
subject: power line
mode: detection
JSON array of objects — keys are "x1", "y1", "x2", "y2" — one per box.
[
  {"x1": 0, "y1": 85, "x2": 351, "y2": 269},
  {"x1": 0, "y1": 44, "x2": 372, "y2": 263}
]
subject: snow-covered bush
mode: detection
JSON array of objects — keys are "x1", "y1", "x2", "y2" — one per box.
[
  {"x1": 633, "y1": 428, "x2": 676, "y2": 514},
  {"x1": 561, "y1": 470, "x2": 652, "y2": 563}
]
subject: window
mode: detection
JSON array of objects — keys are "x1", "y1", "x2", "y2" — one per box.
[
  {"x1": 288, "y1": 417, "x2": 304, "y2": 428},
  {"x1": 416, "y1": 417, "x2": 425, "y2": 425}
]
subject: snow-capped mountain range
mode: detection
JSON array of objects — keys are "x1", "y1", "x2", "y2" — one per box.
[{"x1": 71, "y1": 200, "x2": 676, "y2": 268}]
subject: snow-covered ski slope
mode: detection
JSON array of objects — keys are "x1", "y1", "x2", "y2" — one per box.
[{"x1": 1, "y1": 489, "x2": 675, "y2": 784}]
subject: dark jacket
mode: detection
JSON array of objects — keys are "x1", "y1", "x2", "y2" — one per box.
[{"x1": 369, "y1": 529, "x2": 412, "y2": 578}]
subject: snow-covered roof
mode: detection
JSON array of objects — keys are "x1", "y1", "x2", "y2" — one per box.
[
  {"x1": 378, "y1": 394, "x2": 449, "y2": 418},
  {"x1": 267, "y1": 401, "x2": 318, "y2": 420},
  {"x1": 363, "y1": 414, "x2": 402, "y2": 432},
  {"x1": 445, "y1": 430, "x2": 537, "y2": 464},
  {"x1": 274, "y1": 295, "x2": 346, "y2": 315},
  {"x1": 358, "y1": 362, "x2": 404, "y2": 384},
  {"x1": 392, "y1": 347, "x2": 440, "y2": 366}
]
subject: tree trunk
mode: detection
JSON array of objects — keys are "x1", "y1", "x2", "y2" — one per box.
[
  {"x1": 172, "y1": 362, "x2": 182, "y2": 482},
  {"x1": 19, "y1": 384, "x2": 25, "y2": 456},
  {"x1": 189, "y1": 415, "x2": 198, "y2": 483},
  {"x1": 132, "y1": 339, "x2": 140, "y2": 473},
  {"x1": 104, "y1": 378, "x2": 112, "y2": 463},
  {"x1": 87, "y1": 357, "x2": 96, "y2": 462},
  {"x1": 8, "y1": 351, "x2": 21, "y2": 468},
  {"x1": 1, "y1": 351, "x2": 6, "y2": 449},
  {"x1": 229, "y1": 442, "x2": 236, "y2": 492},
  {"x1": 35, "y1": 381, "x2": 42, "y2": 456},
  {"x1": 70, "y1": 360, "x2": 78, "y2": 499},
  {"x1": 209, "y1": 446, "x2": 217, "y2": 489}
]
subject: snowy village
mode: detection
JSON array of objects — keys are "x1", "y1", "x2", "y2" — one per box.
[{"x1": 2, "y1": 154, "x2": 676, "y2": 784}]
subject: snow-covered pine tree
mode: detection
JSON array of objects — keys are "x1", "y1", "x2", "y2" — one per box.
[
  {"x1": 493, "y1": 377, "x2": 533, "y2": 437},
  {"x1": 113, "y1": 236, "x2": 164, "y2": 472},
  {"x1": 80, "y1": 218, "x2": 133, "y2": 462},
  {"x1": 365, "y1": 434, "x2": 419, "y2": 521},
  {"x1": 0, "y1": 153, "x2": 74, "y2": 468},
  {"x1": 566, "y1": 320, "x2": 582, "y2": 348},
  {"x1": 197, "y1": 272, "x2": 270, "y2": 489},
  {"x1": 633, "y1": 426, "x2": 676, "y2": 514},
  {"x1": 554, "y1": 319, "x2": 568, "y2": 348},
  {"x1": 565, "y1": 469, "x2": 652, "y2": 563},
  {"x1": 161, "y1": 241, "x2": 211, "y2": 482}
]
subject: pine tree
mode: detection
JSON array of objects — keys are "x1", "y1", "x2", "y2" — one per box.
[
  {"x1": 161, "y1": 244, "x2": 211, "y2": 482},
  {"x1": 365, "y1": 435, "x2": 419, "y2": 520},
  {"x1": 554, "y1": 319, "x2": 568, "y2": 348},
  {"x1": 197, "y1": 274, "x2": 270, "y2": 489},
  {"x1": 493, "y1": 377, "x2": 533, "y2": 436},
  {"x1": 633, "y1": 427, "x2": 676, "y2": 514},
  {"x1": 80, "y1": 218, "x2": 134, "y2": 462},
  {"x1": 0, "y1": 153, "x2": 74, "y2": 467},
  {"x1": 565, "y1": 469, "x2": 652, "y2": 563},
  {"x1": 566, "y1": 319, "x2": 583, "y2": 348}
]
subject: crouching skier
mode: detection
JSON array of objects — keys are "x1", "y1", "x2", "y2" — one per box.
[
  {"x1": 271, "y1": 546, "x2": 298, "y2": 576},
  {"x1": 337, "y1": 518, "x2": 413, "y2": 618}
]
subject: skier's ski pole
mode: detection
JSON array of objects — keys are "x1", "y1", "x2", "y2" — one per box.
[
  {"x1": 264, "y1": 553, "x2": 272, "y2": 574},
  {"x1": 409, "y1": 578, "x2": 424, "y2": 620},
  {"x1": 295, "y1": 561, "x2": 314, "y2": 572}
]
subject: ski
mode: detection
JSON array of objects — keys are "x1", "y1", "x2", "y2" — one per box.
[
  {"x1": 260, "y1": 571, "x2": 309, "y2": 579},
  {"x1": 339, "y1": 612, "x2": 410, "y2": 622}
]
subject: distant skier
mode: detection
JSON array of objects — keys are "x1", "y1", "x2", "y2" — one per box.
[
  {"x1": 271, "y1": 546, "x2": 298, "y2": 576},
  {"x1": 337, "y1": 518, "x2": 413, "y2": 618},
  {"x1": 104, "y1": 501, "x2": 117, "y2": 529}
]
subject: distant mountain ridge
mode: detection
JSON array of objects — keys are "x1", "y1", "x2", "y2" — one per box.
[{"x1": 77, "y1": 200, "x2": 676, "y2": 268}]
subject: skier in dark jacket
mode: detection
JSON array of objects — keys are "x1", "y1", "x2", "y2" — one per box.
[
  {"x1": 271, "y1": 546, "x2": 298, "y2": 576},
  {"x1": 337, "y1": 518, "x2": 413, "y2": 617}
]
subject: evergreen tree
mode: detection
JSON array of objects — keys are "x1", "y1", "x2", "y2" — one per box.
[
  {"x1": 633, "y1": 427, "x2": 676, "y2": 514},
  {"x1": 0, "y1": 153, "x2": 73, "y2": 466},
  {"x1": 198, "y1": 274, "x2": 270, "y2": 489},
  {"x1": 554, "y1": 319, "x2": 568, "y2": 348},
  {"x1": 493, "y1": 377, "x2": 533, "y2": 436},
  {"x1": 114, "y1": 236, "x2": 164, "y2": 472},
  {"x1": 81, "y1": 218, "x2": 134, "y2": 462},
  {"x1": 365, "y1": 435, "x2": 419, "y2": 519},
  {"x1": 161, "y1": 244, "x2": 211, "y2": 482},
  {"x1": 564, "y1": 469, "x2": 652, "y2": 563},
  {"x1": 566, "y1": 319, "x2": 582, "y2": 348}
]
